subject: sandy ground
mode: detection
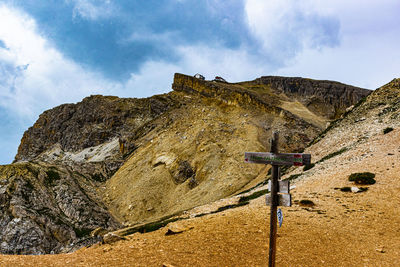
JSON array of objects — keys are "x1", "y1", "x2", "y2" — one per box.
[{"x1": 1, "y1": 130, "x2": 399, "y2": 266}]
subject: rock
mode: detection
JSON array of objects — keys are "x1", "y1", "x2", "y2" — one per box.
[
  {"x1": 0, "y1": 163, "x2": 121, "y2": 255},
  {"x1": 103, "y1": 233, "x2": 127, "y2": 244},
  {"x1": 351, "y1": 187, "x2": 361, "y2": 193},
  {"x1": 14, "y1": 94, "x2": 179, "y2": 163},
  {"x1": 165, "y1": 225, "x2": 193, "y2": 236}
]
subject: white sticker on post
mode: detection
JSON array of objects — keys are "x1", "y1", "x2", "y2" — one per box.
[{"x1": 277, "y1": 208, "x2": 283, "y2": 227}]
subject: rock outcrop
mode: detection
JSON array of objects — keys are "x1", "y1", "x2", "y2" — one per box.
[
  {"x1": 15, "y1": 94, "x2": 180, "y2": 163},
  {"x1": 0, "y1": 163, "x2": 120, "y2": 254},
  {"x1": 172, "y1": 73, "x2": 371, "y2": 120}
]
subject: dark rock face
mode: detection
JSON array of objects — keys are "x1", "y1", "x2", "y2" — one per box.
[
  {"x1": 15, "y1": 94, "x2": 179, "y2": 162},
  {"x1": 253, "y1": 76, "x2": 371, "y2": 119},
  {"x1": 0, "y1": 163, "x2": 121, "y2": 255}
]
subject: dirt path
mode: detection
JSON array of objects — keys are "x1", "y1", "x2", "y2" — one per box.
[{"x1": 1, "y1": 131, "x2": 399, "y2": 266}]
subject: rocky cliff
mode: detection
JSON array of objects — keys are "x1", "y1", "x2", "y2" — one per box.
[
  {"x1": 173, "y1": 73, "x2": 371, "y2": 121},
  {"x1": 1, "y1": 73, "x2": 371, "y2": 255},
  {"x1": 249, "y1": 76, "x2": 370, "y2": 119},
  {"x1": 0, "y1": 162, "x2": 120, "y2": 254}
]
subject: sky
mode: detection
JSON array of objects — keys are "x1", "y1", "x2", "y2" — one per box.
[{"x1": 0, "y1": 0, "x2": 399, "y2": 164}]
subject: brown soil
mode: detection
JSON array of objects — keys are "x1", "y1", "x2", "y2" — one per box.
[{"x1": 1, "y1": 128, "x2": 400, "y2": 266}]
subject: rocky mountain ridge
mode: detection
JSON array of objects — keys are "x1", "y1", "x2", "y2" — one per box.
[
  {"x1": 1, "y1": 77, "x2": 399, "y2": 266},
  {"x1": 1, "y1": 73, "x2": 370, "y2": 254}
]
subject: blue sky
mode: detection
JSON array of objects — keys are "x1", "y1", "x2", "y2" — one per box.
[{"x1": 0, "y1": 0, "x2": 400, "y2": 164}]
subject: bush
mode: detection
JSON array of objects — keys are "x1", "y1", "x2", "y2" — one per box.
[
  {"x1": 286, "y1": 173, "x2": 302, "y2": 181},
  {"x1": 319, "y1": 148, "x2": 347, "y2": 163},
  {"x1": 383, "y1": 127, "x2": 394, "y2": 134},
  {"x1": 348, "y1": 172, "x2": 376, "y2": 185},
  {"x1": 303, "y1": 163, "x2": 315, "y2": 171},
  {"x1": 238, "y1": 189, "x2": 268, "y2": 203}
]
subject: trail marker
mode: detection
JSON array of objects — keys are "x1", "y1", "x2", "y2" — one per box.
[
  {"x1": 277, "y1": 208, "x2": 283, "y2": 228},
  {"x1": 267, "y1": 180, "x2": 290, "y2": 194},
  {"x1": 265, "y1": 193, "x2": 291, "y2": 207},
  {"x1": 244, "y1": 132, "x2": 311, "y2": 267},
  {"x1": 245, "y1": 152, "x2": 311, "y2": 166}
]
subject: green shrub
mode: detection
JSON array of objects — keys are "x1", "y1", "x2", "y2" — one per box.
[
  {"x1": 215, "y1": 201, "x2": 249, "y2": 212},
  {"x1": 319, "y1": 148, "x2": 347, "y2": 163},
  {"x1": 383, "y1": 127, "x2": 394, "y2": 134},
  {"x1": 238, "y1": 189, "x2": 268, "y2": 203},
  {"x1": 348, "y1": 172, "x2": 376, "y2": 185},
  {"x1": 286, "y1": 173, "x2": 302, "y2": 181},
  {"x1": 303, "y1": 163, "x2": 315, "y2": 171}
]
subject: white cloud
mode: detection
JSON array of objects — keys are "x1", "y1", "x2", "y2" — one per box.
[
  {"x1": 175, "y1": 45, "x2": 270, "y2": 82},
  {"x1": 245, "y1": 0, "x2": 340, "y2": 64},
  {"x1": 0, "y1": 5, "x2": 120, "y2": 120},
  {"x1": 67, "y1": 0, "x2": 115, "y2": 20},
  {"x1": 245, "y1": 0, "x2": 400, "y2": 89},
  {"x1": 274, "y1": 29, "x2": 400, "y2": 89}
]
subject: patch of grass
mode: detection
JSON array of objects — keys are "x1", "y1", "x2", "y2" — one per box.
[
  {"x1": 303, "y1": 163, "x2": 315, "y2": 171},
  {"x1": 285, "y1": 173, "x2": 302, "y2": 181},
  {"x1": 280, "y1": 165, "x2": 291, "y2": 176},
  {"x1": 383, "y1": 127, "x2": 394, "y2": 134},
  {"x1": 238, "y1": 189, "x2": 269, "y2": 203},
  {"x1": 215, "y1": 201, "x2": 249, "y2": 212},
  {"x1": 236, "y1": 179, "x2": 269, "y2": 196},
  {"x1": 118, "y1": 213, "x2": 183, "y2": 236},
  {"x1": 138, "y1": 217, "x2": 181, "y2": 233},
  {"x1": 348, "y1": 172, "x2": 376, "y2": 185},
  {"x1": 318, "y1": 148, "x2": 348, "y2": 163},
  {"x1": 133, "y1": 201, "x2": 251, "y2": 234}
]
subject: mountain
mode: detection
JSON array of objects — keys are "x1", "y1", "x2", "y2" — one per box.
[
  {"x1": 1, "y1": 77, "x2": 399, "y2": 266},
  {"x1": 0, "y1": 73, "x2": 370, "y2": 254}
]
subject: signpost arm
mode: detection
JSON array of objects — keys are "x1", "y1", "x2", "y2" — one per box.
[{"x1": 269, "y1": 132, "x2": 279, "y2": 267}]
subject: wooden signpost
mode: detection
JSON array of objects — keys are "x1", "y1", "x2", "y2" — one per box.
[{"x1": 245, "y1": 132, "x2": 311, "y2": 267}]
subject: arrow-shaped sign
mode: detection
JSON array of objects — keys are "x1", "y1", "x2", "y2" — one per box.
[{"x1": 244, "y1": 152, "x2": 311, "y2": 166}]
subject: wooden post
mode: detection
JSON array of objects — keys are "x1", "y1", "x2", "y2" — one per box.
[
  {"x1": 269, "y1": 132, "x2": 279, "y2": 267},
  {"x1": 244, "y1": 132, "x2": 310, "y2": 265}
]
